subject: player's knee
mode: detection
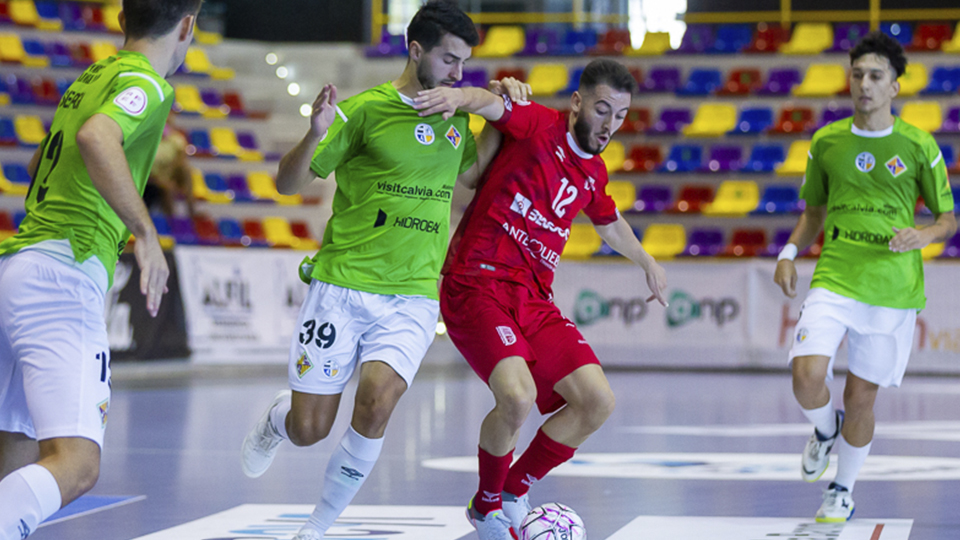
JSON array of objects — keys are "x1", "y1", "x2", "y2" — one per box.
[
  {"x1": 842, "y1": 384, "x2": 877, "y2": 414},
  {"x1": 287, "y1": 415, "x2": 333, "y2": 447},
  {"x1": 353, "y1": 393, "x2": 399, "y2": 435},
  {"x1": 499, "y1": 389, "x2": 536, "y2": 428},
  {"x1": 581, "y1": 386, "x2": 615, "y2": 431},
  {"x1": 792, "y1": 360, "x2": 826, "y2": 390},
  {"x1": 74, "y1": 458, "x2": 100, "y2": 496}
]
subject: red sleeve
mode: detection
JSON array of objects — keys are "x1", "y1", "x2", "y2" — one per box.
[
  {"x1": 490, "y1": 97, "x2": 563, "y2": 140},
  {"x1": 583, "y1": 170, "x2": 620, "y2": 226}
]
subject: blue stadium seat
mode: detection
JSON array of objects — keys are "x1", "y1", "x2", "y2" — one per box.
[
  {"x1": 940, "y1": 144, "x2": 956, "y2": 170},
  {"x1": 708, "y1": 24, "x2": 752, "y2": 53},
  {"x1": 881, "y1": 22, "x2": 913, "y2": 48},
  {"x1": 659, "y1": 144, "x2": 703, "y2": 173},
  {"x1": 189, "y1": 130, "x2": 212, "y2": 157},
  {"x1": 560, "y1": 67, "x2": 584, "y2": 94},
  {"x1": 743, "y1": 144, "x2": 785, "y2": 173},
  {"x1": 13, "y1": 210, "x2": 26, "y2": 231},
  {"x1": 151, "y1": 214, "x2": 172, "y2": 236},
  {"x1": 3, "y1": 163, "x2": 31, "y2": 187},
  {"x1": 557, "y1": 29, "x2": 597, "y2": 55},
  {"x1": 217, "y1": 217, "x2": 245, "y2": 246},
  {"x1": 729, "y1": 107, "x2": 774, "y2": 135},
  {"x1": 922, "y1": 67, "x2": 960, "y2": 95},
  {"x1": 47, "y1": 41, "x2": 72, "y2": 67},
  {"x1": 751, "y1": 184, "x2": 801, "y2": 215},
  {"x1": 676, "y1": 68, "x2": 723, "y2": 96},
  {"x1": 204, "y1": 172, "x2": 228, "y2": 192},
  {"x1": 0, "y1": 118, "x2": 18, "y2": 147}
]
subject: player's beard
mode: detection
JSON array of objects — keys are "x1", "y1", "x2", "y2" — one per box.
[
  {"x1": 572, "y1": 114, "x2": 602, "y2": 155},
  {"x1": 417, "y1": 61, "x2": 439, "y2": 90}
]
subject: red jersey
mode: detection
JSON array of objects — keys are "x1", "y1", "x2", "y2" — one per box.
[{"x1": 443, "y1": 98, "x2": 619, "y2": 296}]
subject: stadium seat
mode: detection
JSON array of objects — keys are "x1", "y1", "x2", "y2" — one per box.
[
  {"x1": 90, "y1": 41, "x2": 117, "y2": 63},
  {"x1": 14, "y1": 115, "x2": 45, "y2": 147},
  {"x1": 673, "y1": 25, "x2": 714, "y2": 54},
  {"x1": 817, "y1": 105, "x2": 853, "y2": 130},
  {"x1": 46, "y1": 41, "x2": 71, "y2": 68},
  {"x1": 649, "y1": 108, "x2": 692, "y2": 135},
  {"x1": 780, "y1": 23, "x2": 833, "y2": 55},
  {"x1": 593, "y1": 29, "x2": 631, "y2": 55},
  {"x1": 150, "y1": 214, "x2": 176, "y2": 249},
  {"x1": 793, "y1": 64, "x2": 847, "y2": 97},
  {"x1": 941, "y1": 107, "x2": 960, "y2": 133},
  {"x1": 21, "y1": 39, "x2": 49, "y2": 66},
  {"x1": 676, "y1": 68, "x2": 723, "y2": 96},
  {"x1": 474, "y1": 26, "x2": 525, "y2": 58},
  {"x1": 633, "y1": 184, "x2": 671, "y2": 213},
  {"x1": 174, "y1": 85, "x2": 206, "y2": 116},
  {"x1": 10, "y1": 0, "x2": 61, "y2": 31},
  {"x1": 33, "y1": 1, "x2": 62, "y2": 30},
  {"x1": 922, "y1": 66, "x2": 960, "y2": 94},
  {"x1": 0, "y1": 162, "x2": 29, "y2": 195},
  {"x1": 226, "y1": 174, "x2": 255, "y2": 202},
  {"x1": 0, "y1": 33, "x2": 48, "y2": 67},
  {"x1": 211, "y1": 128, "x2": 261, "y2": 161},
  {"x1": 717, "y1": 68, "x2": 763, "y2": 95},
  {"x1": 729, "y1": 107, "x2": 774, "y2": 135},
  {"x1": 702, "y1": 145, "x2": 743, "y2": 172},
  {"x1": 12, "y1": 210, "x2": 25, "y2": 231},
  {"x1": 365, "y1": 30, "x2": 406, "y2": 58},
  {"x1": 756, "y1": 68, "x2": 802, "y2": 95},
  {"x1": 558, "y1": 66, "x2": 584, "y2": 95},
  {"x1": 752, "y1": 184, "x2": 801, "y2": 214},
  {"x1": 619, "y1": 108, "x2": 651, "y2": 134},
  {"x1": 829, "y1": 23, "x2": 869, "y2": 52},
  {"x1": 222, "y1": 91, "x2": 248, "y2": 118},
  {"x1": 190, "y1": 169, "x2": 232, "y2": 204},
  {"x1": 200, "y1": 88, "x2": 230, "y2": 119},
  {"x1": 183, "y1": 47, "x2": 235, "y2": 79},
  {"x1": 605, "y1": 180, "x2": 635, "y2": 212},
  {"x1": 0, "y1": 210, "x2": 14, "y2": 232},
  {"x1": 777, "y1": 140, "x2": 812, "y2": 176},
  {"x1": 895, "y1": 62, "x2": 928, "y2": 97},
  {"x1": 456, "y1": 67, "x2": 488, "y2": 89},
  {"x1": 939, "y1": 144, "x2": 956, "y2": 171},
  {"x1": 941, "y1": 232, "x2": 960, "y2": 258},
  {"x1": 640, "y1": 224, "x2": 686, "y2": 260},
  {"x1": 518, "y1": 27, "x2": 560, "y2": 56},
  {"x1": 702, "y1": 180, "x2": 760, "y2": 217},
  {"x1": 622, "y1": 145, "x2": 661, "y2": 173},
  {"x1": 639, "y1": 67, "x2": 681, "y2": 92},
  {"x1": 188, "y1": 129, "x2": 213, "y2": 157},
  {"x1": 722, "y1": 228, "x2": 766, "y2": 257},
  {"x1": 744, "y1": 23, "x2": 790, "y2": 53},
  {"x1": 192, "y1": 215, "x2": 222, "y2": 246},
  {"x1": 58, "y1": 2, "x2": 84, "y2": 31},
  {"x1": 910, "y1": 23, "x2": 952, "y2": 51},
  {"x1": 4, "y1": 75, "x2": 33, "y2": 105},
  {"x1": 683, "y1": 104, "x2": 737, "y2": 137},
  {"x1": 772, "y1": 106, "x2": 815, "y2": 134},
  {"x1": 943, "y1": 22, "x2": 960, "y2": 53},
  {"x1": 601, "y1": 141, "x2": 625, "y2": 173},
  {"x1": 290, "y1": 220, "x2": 320, "y2": 251},
  {"x1": 217, "y1": 217, "x2": 245, "y2": 247},
  {"x1": 709, "y1": 24, "x2": 753, "y2": 54},
  {"x1": 660, "y1": 144, "x2": 703, "y2": 173},
  {"x1": 31, "y1": 78, "x2": 59, "y2": 106},
  {"x1": 527, "y1": 64, "x2": 569, "y2": 97},
  {"x1": 881, "y1": 22, "x2": 913, "y2": 47},
  {"x1": 761, "y1": 229, "x2": 794, "y2": 257},
  {"x1": 262, "y1": 217, "x2": 301, "y2": 249},
  {"x1": 625, "y1": 32, "x2": 672, "y2": 56},
  {"x1": 0, "y1": 118, "x2": 18, "y2": 147},
  {"x1": 170, "y1": 216, "x2": 199, "y2": 245},
  {"x1": 668, "y1": 185, "x2": 714, "y2": 214},
  {"x1": 899, "y1": 101, "x2": 942, "y2": 133},
  {"x1": 557, "y1": 29, "x2": 597, "y2": 56},
  {"x1": 247, "y1": 171, "x2": 301, "y2": 205},
  {"x1": 102, "y1": 3, "x2": 122, "y2": 33},
  {"x1": 921, "y1": 242, "x2": 944, "y2": 260},
  {"x1": 69, "y1": 42, "x2": 93, "y2": 67},
  {"x1": 242, "y1": 219, "x2": 270, "y2": 247},
  {"x1": 681, "y1": 228, "x2": 724, "y2": 257},
  {"x1": 561, "y1": 223, "x2": 602, "y2": 259},
  {"x1": 494, "y1": 68, "x2": 526, "y2": 82}
]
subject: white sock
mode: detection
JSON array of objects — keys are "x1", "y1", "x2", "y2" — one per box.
[
  {"x1": 833, "y1": 435, "x2": 871, "y2": 492},
  {"x1": 303, "y1": 427, "x2": 383, "y2": 535},
  {"x1": 0, "y1": 464, "x2": 62, "y2": 539},
  {"x1": 269, "y1": 395, "x2": 292, "y2": 441},
  {"x1": 800, "y1": 398, "x2": 837, "y2": 439}
]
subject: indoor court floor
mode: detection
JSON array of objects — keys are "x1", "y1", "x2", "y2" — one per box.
[{"x1": 26, "y1": 360, "x2": 960, "y2": 540}]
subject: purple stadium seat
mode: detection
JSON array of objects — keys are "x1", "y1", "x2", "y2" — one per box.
[
  {"x1": 5, "y1": 75, "x2": 34, "y2": 105},
  {"x1": 455, "y1": 67, "x2": 488, "y2": 89},
  {"x1": 761, "y1": 229, "x2": 794, "y2": 257},
  {"x1": 201, "y1": 88, "x2": 224, "y2": 108},
  {"x1": 47, "y1": 41, "x2": 72, "y2": 67},
  {"x1": 633, "y1": 185, "x2": 672, "y2": 213},
  {"x1": 681, "y1": 228, "x2": 724, "y2": 257},
  {"x1": 365, "y1": 30, "x2": 406, "y2": 58},
  {"x1": 170, "y1": 217, "x2": 199, "y2": 245},
  {"x1": 830, "y1": 23, "x2": 869, "y2": 52},
  {"x1": 226, "y1": 174, "x2": 255, "y2": 202},
  {"x1": 941, "y1": 107, "x2": 960, "y2": 133},
  {"x1": 703, "y1": 145, "x2": 743, "y2": 172},
  {"x1": 59, "y1": 2, "x2": 85, "y2": 31},
  {"x1": 942, "y1": 232, "x2": 960, "y2": 258},
  {"x1": 236, "y1": 131, "x2": 260, "y2": 152},
  {"x1": 649, "y1": 108, "x2": 692, "y2": 135},
  {"x1": 818, "y1": 106, "x2": 854, "y2": 129},
  {"x1": 518, "y1": 27, "x2": 561, "y2": 56},
  {"x1": 640, "y1": 67, "x2": 682, "y2": 93},
  {"x1": 673, "y1": 25, "x2": 714, "y2": 54},
  {"x1": 757, "y1": 68, "x2": 802, "y2": 95}
]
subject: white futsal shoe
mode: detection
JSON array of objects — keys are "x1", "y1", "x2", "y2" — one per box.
[
  {"x1": 501, "y1": 492, "x2": 532, "y2": 532},
  {"x1": 292, "y1": 527, "x2": 323, "y2": 540},
  {"x1": 241, "y1": 390, "x2": 290, "y2": 478},
  {"x1": 815, "y1": 483, "x2": 855, "y2": 522},
  {"x1": 801, "y1": 410, "x2": 844, "y2": 482},
  {"x1": 467, "y1": 497, "x2": 518, "y2": 540}
]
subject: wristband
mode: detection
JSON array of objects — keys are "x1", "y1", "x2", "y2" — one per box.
[{"x1": 777, "y1": 243, "x2": 798, "y2": 261}]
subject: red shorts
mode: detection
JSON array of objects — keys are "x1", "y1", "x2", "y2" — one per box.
[{"x1": 440, "y1": 273, "x2": 600, "y2": 414}]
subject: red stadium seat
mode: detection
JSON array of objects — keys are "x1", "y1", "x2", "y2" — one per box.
[
  {"x1": 744, "y1": 23, "x2": 789, "y2": 53},
  {"x1": 494, "y1": 68, "x2": 526, "y2": 82},
  {"x1": 242, "y1": 219, "x2": 269, "y2": 247},
  {"x1": 910, "y1": 23, "x2": 953, "y2": 51},
  {"x1": 592, "y1": 29, "x2": 631, "y2": 55},
  {"x1": 722, "y1": 228, "x2": 767, "y2": 257},
  {"x1": 193, "y1": 215, "x2": 222, "y2": 246},
  {"x1": 618, "y1": 107, "x2": 651, "y2": 134},
  {"x1": 717, "y1": 68, "x2": 763, "y2": 95},
  {"x1": 802, "y1": 231, "x2": 825, "y2": 258},
  {"x1": 622, "y1": 145, "x2": 662, "y2": 173},
  {"x1": 668, "y1": 185, "x2": 715, "y2": 214},
  {"x1": 772, "y1": 106, "x2": 815, "y2": 134}
]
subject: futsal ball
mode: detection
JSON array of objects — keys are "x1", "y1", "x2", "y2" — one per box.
[{"x1": 518, "y1": 502, "x2": 586, "y2": 540}]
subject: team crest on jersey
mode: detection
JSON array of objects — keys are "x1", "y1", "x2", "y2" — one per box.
[
  {"x1": 496, "y1": 326, "x2": 517, "y2": 346},
  {"x1": 445, "y1": 126, "x2": 461, "y2": 149},
  {"x1": 323, "y1": 360, "x2": 340, "y2": 378},
  {"x1": 296, "y1": 352, "x2": 313, "y2": 379},
  {"x1": 415, "y1": 124, "x2": 435, "y2": 145},
  {"x1": 97, "y1": 399, "x2": 109, "y2": 429},
  {"x1": 886, "y1": 155, "x2": 907, "y2": 178},
  {"x1": 854, "y1": 152, "x2": 875, "y2": 173},
  {"x1": 114, "y1": 86, "x2": 148, "y2": 116}
]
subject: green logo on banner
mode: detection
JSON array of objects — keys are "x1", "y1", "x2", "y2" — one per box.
[
  {"x1": 666, "y1": 290, "x2": 740, "y2": 328},
  {"x1": 574, "y1": 289, "x2": 648, "y2": 327}
]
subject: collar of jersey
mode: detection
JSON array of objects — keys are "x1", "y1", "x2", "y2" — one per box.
[
  {"x1": 850, "y1": 119, "x2": 894, "y2": 138},
  {"x1": 391, "y1": 83, "x2": 417, "y2": 109},
  {"x1": 566, "y1": 131, "x2": 594, "y2": 160}
]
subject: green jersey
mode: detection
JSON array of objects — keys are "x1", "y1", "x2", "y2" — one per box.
[
  {"x1": 303, "y1": 82, "x2": 478, "y2": 300},
  {"x1": 801, "y1": 117, "x2": 953, "y2": 309},
  {"x1": 0, "y1": 50, "x2": 173, "y2": 289}
]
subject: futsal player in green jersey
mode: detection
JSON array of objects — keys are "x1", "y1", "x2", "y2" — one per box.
[
  {"x1": 0, "y1": 1, "x2": 198, "y2": 537},
  {"x1": 775, "y1": 32, "x2": 956, "y2": 522}
]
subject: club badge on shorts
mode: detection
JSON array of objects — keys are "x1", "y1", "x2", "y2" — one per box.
[
  {"x1": 323, "y1": 360, "x2": 340, "y2": 378},
  {"x1": 98, "y1": 399, "x2": 110, "y2": 429}
]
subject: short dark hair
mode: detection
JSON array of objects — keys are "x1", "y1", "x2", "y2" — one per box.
[
  {"x1": 122, "y1": 0, "x2": 202, "y2": 40},
  {"x1": 579, "y1": 58, "x2": 637, "y2": 95},
  {"x1": 406, "y1": 0, "x2": 479, "y2": 52},
  {"x1": 850, "y1": 31, "x2": 907, "y2": 78}
]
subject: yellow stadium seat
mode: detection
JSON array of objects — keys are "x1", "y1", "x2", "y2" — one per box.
[
  {"x1": 922, "y1": 242, "x2": 944, "y2": 260},
  {"x1": 210, "y1": 128, "x2": 261, "y2": 161},
  {"x1": 103, "y1": 5, "x2": 123, "y2": 33},
  {"x1": 793, "y1": 64, "x2": 847, "y2": 97},
  {"x1": 90, "y1": 41, "x2": 118, "y2": 63},
  {"x1": 897, "y1": 63, "x2": 928, "y2": 97},
  {"x1": 262, "y1": 217, "x2": 299, "y2": 249},
  {"x1": 601, "y1": 140, "x2": 625, "y2": 173},
  {"x1": 247, "y1": 171, "x2": 301, "y2": 205},
  {"x1": 777, "y1": 140, "x2": 812, "y2": 176},
  {"x1": 682, "y1": 104, "x2": 738, "y2": 137},
  {"x1": 942, "y1": 23, "x2": 960, "y2": 53},
  {"x1": 184, "y1": 48, "x2": 235, "y2": 79},
  {"x1": 561, "y1": 223, "x2": 602, "y2": 259},
  {"x1": 702, "y1": 180, "x2": 760, "y2": 217},
  {"x1": 780, "y1": 23, "x2": 833, "y2": 55},
  {"x1": 0, "y1": 161, "x2": 27, "y2": 195},
  {"x1": 625, "y1": 32, "x2": 672, "y2": 56},
  {"x1": 0, "y1": 33, "x2": 48, "y2": 67},
  {"x1": 527, "y1": 64, "x2": 569, "y2": 97},
  {"x1": 640, "y1": 224, "x2": 686, "y2": 260},
  {"x1": 900, "y1": 101, "x2": 942, "y2": 133},
  {"x1": 605, "y1": 180, "x2": 636, "y2": 213},
  {"x1": 190, "y1": 169, "x2": 233, "y2": 204},
  {"x1": 473, "y1": 26, "x2": 525, "y2": 58},
  {"x1": 14, "y1": 115, "x2": 45, "y2": 146},
  {"x1": 469, "y1": 114, "x2": 486, "y2": 137},
  {"x1": 10, "y1": 0, "x2": 61, "y2": 31},
  {"x1": 174, "y1": 85, "x2": 206, "y2": 115},
  {"x1": 194, "y1": 25, "x2": 223, "y2": 46}
]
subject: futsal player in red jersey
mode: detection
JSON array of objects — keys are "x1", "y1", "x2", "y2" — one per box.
[{"x1": 417, "y1": 59, "x2": 669, "y2": 540}]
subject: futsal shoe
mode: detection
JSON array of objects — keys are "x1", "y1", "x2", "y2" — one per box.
[
  {"x1": 466, "y1": 497, "x2": 518, "y2": 540},
  {"x1": 292, "y1": 527, "x2": 323, "y2": 540},
  {"x1": 815, "y1": 483, "x2": 855, "y2": 522},
  {"x1": 241, "y1": 389, "x2": 290, "y2": 478},
  {"x1": 801, "y1": 410, "x2": 844, "y2": 482},
  {"x1": 501, "y1": 491, "x2": 532, "y2": 532}
]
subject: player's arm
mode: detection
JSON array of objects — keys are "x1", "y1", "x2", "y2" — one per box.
[
  {"x1": 889, "y1": 211, "x2": 958, "y2": 252},
  {"x1": 595, "y1": 215, "x2": 668, "y2": 306},
  {"x1": 774, "y1": 204, "x2": 827, "y2": 298},
  {"x1": 276, "y1": 84, "x2": 338, "y2": 195},
  {"x1": 76, "y1": 113, "x2": 168, "y2": 317},
  {"x1": 413, "y1": 77, "x2": 532, "y2": 122},
  {"x1": 456, "y1": 122, "x2": 502, "y2": 190}
]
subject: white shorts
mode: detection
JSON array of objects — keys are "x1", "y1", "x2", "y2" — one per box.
[
  {"x1": 288, "y1": 280, "x2": 439, "y2": 395},
  {"x1": 789, "y1": 287, "x2": 916, "y2": 388},
  {"x1": 0, "y1": 251, "x2": 112, "y2": 447}
]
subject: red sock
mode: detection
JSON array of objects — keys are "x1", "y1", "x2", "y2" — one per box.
[
  {"x1": 503, "y1": 429, "x2": 576, "y2": 496},
  {"x1": 473, "y1": 446, "x2": 514, "y2": 516}
]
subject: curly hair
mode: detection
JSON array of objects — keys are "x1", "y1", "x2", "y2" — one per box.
[{"x1": 849, "y1": 31, "x2": 907, "y2": 78}]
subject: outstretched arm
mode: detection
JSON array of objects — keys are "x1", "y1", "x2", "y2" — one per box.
[
  {"x1": 774, "y1": 204, "x2": 827, "y2": 298},
  {"x1": 413, "y1": 77, "x2": 532, "y2": 122},
  {"x1": 595, "y1": 215, "x2": 668, "y2": 306},
  {"x1": 276, "y1": 84, "x2": 338, "y2": 195}
]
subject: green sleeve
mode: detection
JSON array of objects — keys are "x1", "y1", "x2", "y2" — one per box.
[
  {"x1": 799, "y1": 138, "x2": 827, "y2": 206},
  {"x1": 458, "y1": 116, "x2": 478, "y2": 175},
  {"x1": 917, "y1": 139, "x2": 954, "y2": 215},
  {"x1": 310, "y1": 98, "x2": 365, "y2": 179},
  {"x1": 94, "y1": 72, "x2": 170, "y2": 142}
]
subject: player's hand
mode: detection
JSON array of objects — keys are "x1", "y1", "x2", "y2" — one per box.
[
  {"x1": 413, "y1": 87, "x2": 465, "y2": 120},
  {"x1": 774, "y1": 259, "x2": 798, "y2": 298},
  {"x1": 488, "y1": 77, "x2": 532, "y2": 102},
  {"x1": 309, "y1": 84, "x2": 338, "y2": 139},
  {"x1": 643, "y1": 261, "x2": 668, "y2": 307},
  {"x1": 134, "y1": 234, "x2": 170, "y2": 318},
  {"x1": 889, "y1": 226, "x2": 931, "y2": 252}
]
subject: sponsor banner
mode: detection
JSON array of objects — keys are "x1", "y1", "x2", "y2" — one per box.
[
  {"x1": 174, "y1": 247, "x2": 308, "y2": 364},
  {"x1": 131, "y1": 504, "x2": 476, "y2": 540},
  {"x1": 607, "y1": 516, "x2": 912, "y2": 540}
]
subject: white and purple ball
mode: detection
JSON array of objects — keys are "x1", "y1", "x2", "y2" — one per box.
[{"x1": 518, "y1": 503, "x2": 586, "y2": 540}]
